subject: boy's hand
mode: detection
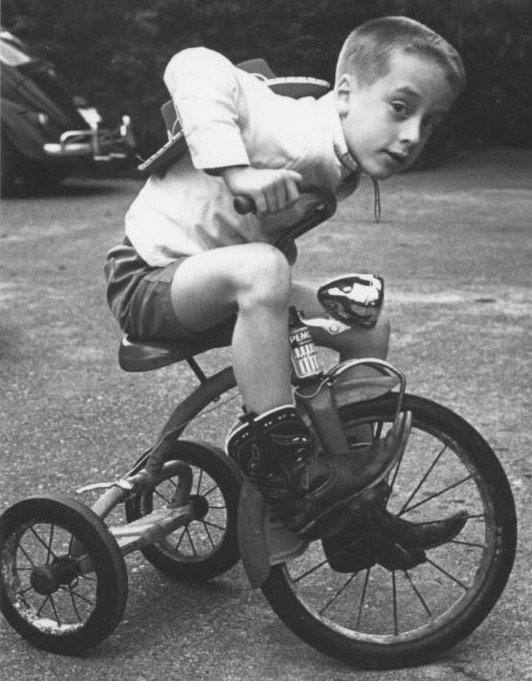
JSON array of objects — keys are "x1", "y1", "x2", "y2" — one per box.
[{"x1": 221, "y1": 166, "x2": 302, "y2": 218}]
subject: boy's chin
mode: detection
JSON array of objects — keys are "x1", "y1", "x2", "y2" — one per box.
[{"x1": 362, "y1": 165, "x2": 396, "y2": 181}]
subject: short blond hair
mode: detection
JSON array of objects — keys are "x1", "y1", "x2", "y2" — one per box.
[{"x1": 336, "y1": 16, "x2": 466, "y2": 96}]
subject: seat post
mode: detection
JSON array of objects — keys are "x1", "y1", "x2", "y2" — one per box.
[{"x1": 187, "y1": 357, "x2": 207, "y2": 383}]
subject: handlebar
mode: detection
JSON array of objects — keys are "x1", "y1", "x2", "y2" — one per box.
[
  {"x1": 233, "y1": 185, "x2": 337, "y2": 248},
  {"x1": 233, "y1": 194, "x2": 257, "y2": 215}
]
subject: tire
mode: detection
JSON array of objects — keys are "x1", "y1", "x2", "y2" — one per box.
[
  {"x1": 0, "y1": 133, "x2": 24, "y2": 196},
  {"x1": 261, "y1": 393, "x2": 517, "y2": 669},
  {"x1": 0, "y1": 494, "x2": 128, "y2": 655},
  {"x1": 125, "y1": 439, "x2": 241, "y2": 582},
  {"x1": 21, "y1": 162, "x2": 71, "y2": 193}
]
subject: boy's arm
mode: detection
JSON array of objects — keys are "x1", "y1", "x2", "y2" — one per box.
[
  {"x1": 164, "y1": 47, "x2": 302, "y2": 217},
  {"x1": 163, "y1": 47, "x2": 250, "y2": 171}
]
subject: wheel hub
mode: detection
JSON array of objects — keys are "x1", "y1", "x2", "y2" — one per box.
[
  {"x1": 189, "y1": 494, "x2": 210, "y2": 521},
  {"x1": 30, "y1": 556, "x2": 79, "y2": 595}
]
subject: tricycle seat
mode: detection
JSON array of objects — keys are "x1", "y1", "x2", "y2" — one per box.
[{"x1": 118, "y1": 333, "x2": 230, "y2": 372}]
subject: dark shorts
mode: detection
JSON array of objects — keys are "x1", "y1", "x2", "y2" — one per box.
[{"x1": 104, "y1": 238, "x2": 235, "y2": 344}]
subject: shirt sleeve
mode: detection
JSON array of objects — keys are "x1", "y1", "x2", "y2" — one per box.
[{"x1": 163, "y1": 47, "x2": 250, "y2": 170}]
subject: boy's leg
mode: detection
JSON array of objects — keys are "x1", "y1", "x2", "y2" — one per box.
[
  {"x1": 292, "y1": 281, "x2": 468, "y2": 548},
  {"x1": 170, "y1": 243, "x2": 293, "y2": 414},
  {"x1": 170, "y1": 250, "x2": 406, "y2": 538}
]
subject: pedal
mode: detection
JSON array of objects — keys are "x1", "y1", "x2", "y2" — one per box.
[{"x1": 109, "y1": 503, "x2": 195, "y2": 555}]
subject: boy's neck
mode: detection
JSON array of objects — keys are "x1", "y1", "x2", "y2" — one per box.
[{"x1": 334, "y1": 143, "x2": 360, "y2": 175}]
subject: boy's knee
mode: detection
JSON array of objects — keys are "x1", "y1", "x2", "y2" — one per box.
[{"x1": 236, "y1": 244, "x2": 291, "y2": 305}]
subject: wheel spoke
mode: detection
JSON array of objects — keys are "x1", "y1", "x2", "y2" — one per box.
[
  {"x1": 319, "y1": 573, "x2": 356, "y2": 615},
  {"x1": 185, "y1": 527, "x2": 198, "y2": 555},
  {"x1": 402, "y1": 474, "x2": 473, "y2": 514},
  {"x1": 355, "y1": 569, "x2": 371, "y2": 629},
  {"x1": 293, "y1": 557, "x2": 329, "y2": 583},
  {"x1": 29, "y1": 525, "x2": 58, "y2": 560},
  {"x1": 202, "y1": 519, "x2": 227, "y2": 532},
  {"x1": 174, "y1": 528, "x2": 187, "y2": 551},
  {"x1": 392, "y1": 571, "x2": 398, "y2": 636},
  {"x1": 66, "y1": 586, "x2": 83, "y2": 622},
  {"x1": 154, "y1": 487, "x2": 173, "y2": 505},
  {"x1": 18, "y1": 584, "x2": 36, "y2": 597},
  {"x1": 17, "y1": 543, "x2": 38, "y2": 569},
  {"x1": 201, "y1": 521, "x2": 216, "y2": 549},
  {"x1": 403, "y1": 569, "x2": 432, "y2": 617},
  {"x1": 66, "y1": 586, "x2": 95, "y2": 607},
  {"x1": 196, "y1": 468, "x2": 204, "y2": 495},
  {"x1": 36, "y1": 594, "x2": 51, "y2": 617},
  {"x1": 398, "y1": 443, "x2": 447, "y2": 515},
  {"x1": 451, "y1": 538, "x2": 486, "y2": 549},
  {"x1": 48, "y1": 594, "x2": 62, "y2": 627},
  {"x1": 425, "y1": 556, "x2": 470, "y2": 590},
  {"x1": 46, "y1": 524, "x2": 55, "y2": 564}
]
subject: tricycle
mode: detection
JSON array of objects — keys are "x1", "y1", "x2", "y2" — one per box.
[{"x1": 0, "y1": 187, "x2": 517, "y2": 669}]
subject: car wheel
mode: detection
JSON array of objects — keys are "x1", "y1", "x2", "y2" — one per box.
[
  {"x1": 22, "y1": 161, "x2": 71, "y2": 192},
  {"x1": 0, "y1": 133, "x2": 24, "y2": 197}
]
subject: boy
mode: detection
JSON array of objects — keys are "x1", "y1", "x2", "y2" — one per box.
[{"x1": 105, "y1": 17, "x2": 466, "y2": 541}]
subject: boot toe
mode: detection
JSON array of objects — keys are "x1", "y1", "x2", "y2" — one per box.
[{"x1": 376, "y1": 509, "x2": 468, "y2": 550}]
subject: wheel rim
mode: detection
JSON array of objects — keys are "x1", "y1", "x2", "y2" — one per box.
[
  {"x1": 276, "y1": 412, "x2": 502, "y2": 645},
  {"x1": 2, "y1": 520, "x2": 100, "y2": 636},
  {"x1": 140, "y1": 463, "x2": 232, "y2": 563}
]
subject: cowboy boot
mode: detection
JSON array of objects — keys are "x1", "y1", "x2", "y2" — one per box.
[
  {"x1": 372, "y1": 508, "x2": 468, "y2": 549},
  {"x1": 226, "y1": 404, "x2": 410, "y2": 538},
  {"x1": 323, "y1": 505, "x2": 468, "y2": 572}
]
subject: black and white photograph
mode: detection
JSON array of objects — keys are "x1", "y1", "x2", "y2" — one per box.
[{"x1": 1, "y1": 1, "x2": 530, "y2": 679}]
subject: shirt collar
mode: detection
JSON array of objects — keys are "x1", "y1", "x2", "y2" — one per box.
[{"x1": 318, "y1": 92, "x2": 360, "y2": 176}]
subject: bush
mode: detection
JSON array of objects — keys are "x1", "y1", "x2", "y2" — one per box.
[{"x1": 3, "y1": 0, "x2": 531, "y2": 159}]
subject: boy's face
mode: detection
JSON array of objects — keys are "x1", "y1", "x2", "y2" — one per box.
[{"x1": 335, "y1": 51, "x2": 457, "y2": 179}]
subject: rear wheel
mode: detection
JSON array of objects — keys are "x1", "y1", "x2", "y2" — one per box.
[
  {"x1": 261, "y1": 393, "x2": 517, "y2": 668},
  {"x1": 125, "y1": 439, "x2": 241, "y2": 582},
  {"x1": 0, "y1": 494, "x2": 128, "y2": 654}
]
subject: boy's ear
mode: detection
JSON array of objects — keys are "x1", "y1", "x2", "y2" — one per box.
[{"x1": 335, "y1": 74, "x2": 352, "y2": 116}]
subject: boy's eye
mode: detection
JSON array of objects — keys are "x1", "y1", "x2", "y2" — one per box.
[{"x1": 391, "y1": 102, "x2": 409, "y2": 116}]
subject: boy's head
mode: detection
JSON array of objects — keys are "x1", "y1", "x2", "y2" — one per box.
[{"x1": 334, "y1": 16, "x2": 465, "y2": 179}]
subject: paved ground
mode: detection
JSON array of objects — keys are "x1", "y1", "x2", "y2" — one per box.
[{"x1": 1, "y1": 147, "x2": 531, "y2": 680}]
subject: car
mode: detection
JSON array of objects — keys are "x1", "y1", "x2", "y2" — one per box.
[{"x1": 0, "y1": 28, "x2": 135, "y2": 196}]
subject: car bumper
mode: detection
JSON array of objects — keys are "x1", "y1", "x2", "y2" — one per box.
[{"x1": 43, "y1": 115, "x2": 135, "y2": 161}]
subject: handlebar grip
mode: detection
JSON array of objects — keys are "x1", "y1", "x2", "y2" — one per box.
[
  {"x1": 233, "y1": 184, "x2": 323, "y2": 216},
  {"x1": 233, "y1": 195, "x2": 256, "y2": 215}
]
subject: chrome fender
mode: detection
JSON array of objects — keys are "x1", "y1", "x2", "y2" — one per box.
[{"x1": 238, "y1": 480, "x2": 306, "y2": 588}]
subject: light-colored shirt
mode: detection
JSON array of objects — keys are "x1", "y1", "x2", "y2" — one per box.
[{"x1": 125, "y1": 47, "x2": 355, "y2": 267}]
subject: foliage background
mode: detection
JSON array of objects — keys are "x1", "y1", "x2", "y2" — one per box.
[{"x1": 2, "y1": 0, "x2": 531, "y2": 161}]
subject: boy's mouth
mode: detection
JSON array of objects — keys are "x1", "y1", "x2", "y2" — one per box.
[{"x1": 384, "y1": 150, "x2": 408, "y2": 166}]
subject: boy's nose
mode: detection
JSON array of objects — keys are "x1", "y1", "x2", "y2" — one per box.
[{"x1": 399, "y1": 118, "x2": 422, "y2": 147}]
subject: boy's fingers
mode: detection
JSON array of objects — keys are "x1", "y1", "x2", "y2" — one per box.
[
  {"x1": 254, "y1": 193, "x2": 268, "y2": 217},
  {"x1": 287, "y1": 170, "x2": 304, "y2": 186},
  {"x1": 285, "y1": 177, "x2": 301, "y2": 205}
]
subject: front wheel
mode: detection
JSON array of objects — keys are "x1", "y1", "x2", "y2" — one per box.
[
  {"x1": 0, "y1": 494, "x2": 128, "y2": 654},
  {"x1": 261, "y1": 393, "x2": 517, "y2": 669}
]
